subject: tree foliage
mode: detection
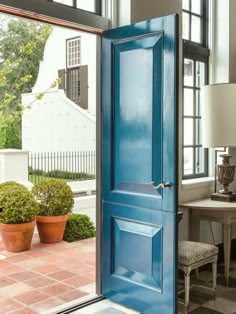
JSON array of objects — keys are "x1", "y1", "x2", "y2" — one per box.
[{"x1": 0, "y1": 16, "x2": 52, "y2": 148}]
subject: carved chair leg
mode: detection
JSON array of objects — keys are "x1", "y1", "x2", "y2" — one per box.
[{"x1": 184, "y1": 269, "x2": 191, "y2": 314}]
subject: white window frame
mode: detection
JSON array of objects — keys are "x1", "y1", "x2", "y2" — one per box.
[{"x1": 66, "y1": 36, "x2": 81, "y2": 68}]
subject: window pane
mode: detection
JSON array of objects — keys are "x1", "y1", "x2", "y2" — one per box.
[
  {"x1": 196, "y1": 90, "x2": 201, "y2": 115},
  {"x1": 196, "y1": 61, "x2": 205, "y2": 87},
  {"x1": 67, "y1": 37, "x2": 81, "y2": 67},
  {"x1": 195, "y1": 147, "x2": 205, "y2": 174},
  {"x1": 53, "y1": 0, "x2": 73, "y2": 6},
  {"x1": 195, "y1": 118, "x2": 202, "y2": 145},
  {"x1": 183, "y1": 0, "x2": 190, "y2": 10},
  {"x1": 76, "y1": 0, "x2": 95, "y2": 12},
  {"x1": 191, "y1": 0, "x2": 201, "y2": 14},
  {"x1": 183, "y1": 12, "x2": 190, "y2": 40},
  {"x1": 191, "y1": 15, "x2": 201, "y2": 43},
  {"x1": 52, "y1": 0, "x2": 97, "y2": 12},
  {"x1": 184, "y1": 59, "x2": 194, "y2": 86},
  {"x1": 184, "y1": 88, "x2": 194, "y2": 116},
  {"x1": 184, "y1": 147, "x2": 194, "y2": 175},
  {"x1": 184, "y1": 118, "x2": 194, "y2": 145}
]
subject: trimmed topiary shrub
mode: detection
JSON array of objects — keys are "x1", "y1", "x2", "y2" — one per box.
[
  {"x1": 63, "y1": 213, "x2": 96, "y2": 242},
  {"x1": 0, "y1": 183, "x2": 39, "y2": 224},
  {"x1": 32, "y1": 179, "x2": 74, "y2": 216},
  {"x1": 0, "y1": 181, "x2": 28, "y2": 192}
]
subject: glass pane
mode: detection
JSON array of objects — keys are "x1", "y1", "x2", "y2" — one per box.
[
  {"x1": 53, "y1": 0, "x2": 97, "y2": 12},
  {"x1": 196, "y1": 90, "x2": 201, "y2": 115},
  {"x1": 182, "y1": 12, "x2": 190, "y2": 40},
  {"x1": 191, "y1": 15, "x2": 201, "y2": 43},
  {"x1": 184, "y1": 118, "x2": 194, "y2": 145},
  {"x1": 184, "y1": 59, "x2": 194, "y2": 86},
  {"x1": 195, "y1": 118, "x2": 202, "y2": 145},
  {"x1": 195, "y1": 147, "x2": 205, "y2": 174},
  {"x1": 196, "y1": 61, "x2": 205, "y2": 87},
  {"x1": 184, "y1": 88, "x2": 194, "y2": 116},
  {"x1": 53, "y1": 0, "x2": 73, "y2": 6},
  {"x1": 191, "y1": 0, "x2": 201, "y2": 14},
  {"x1": 76, "y1": 0, "x2": 95, "y2": 12},
  {"x1": 183, "y1": 0, "x2": 190, "y2": 10},
  {"x1": 184, "y1": 147, "x2": 194, "y2": 175}
]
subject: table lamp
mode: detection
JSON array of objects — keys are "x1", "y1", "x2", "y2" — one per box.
[{"x1": 201, "y1": 83, "x2": 236, "y2": 202}]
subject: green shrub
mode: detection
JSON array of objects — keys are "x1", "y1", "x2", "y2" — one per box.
[
  {"x1": 0, "y1": 181, "x2": 28, "y2": 192},
  {"x1": 0, "y1": 183, "x2": 39, "y2": 224},
  {"x1": 29, "y1": 168, "x2": 45, "y2": 176},
  {"x1": 32, "y1": 178, "x2": 74, "y2": 216},
  {"x1": 46, "y1": 170, "x2": 95, "y2": 180},
  {"x1": 63, "y1": 213, "x2": 95, "y2": 242},
  {"x1": 29, "y1": 168, "x2": 95, "y2": 181}
]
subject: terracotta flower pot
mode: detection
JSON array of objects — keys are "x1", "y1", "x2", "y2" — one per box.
[
  {"x1": 0, "y1": 220, "x2": 36, "y2": 252},
  {"x1": 36, "y1": 214, "x2": 68, "y2": 243}
]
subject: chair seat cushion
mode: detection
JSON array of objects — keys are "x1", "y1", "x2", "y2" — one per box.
[{"x1": 178, "y1": 241, "x2": 218, "y2": 266}]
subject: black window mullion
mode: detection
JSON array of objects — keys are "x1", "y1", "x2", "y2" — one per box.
[
  {"x1": 95, "y1": 0, "x2": 102, "y2": 15},
  {"x1": 193, "y1": 146, "x2": 196, "y2": 175},
  {"x1": 202, "y1": 0, "x2": 209, "y2": 47},
  {"x1": 193, "y1": 59, "x2": 196, "y2": 175},
  {"x1": 189, "y1": 15, "x2": 192, "y2": 41}
]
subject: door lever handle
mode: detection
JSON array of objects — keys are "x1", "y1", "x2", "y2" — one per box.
[{"x1": 150, "y1": 182, "x2": 171, "y2": 190}]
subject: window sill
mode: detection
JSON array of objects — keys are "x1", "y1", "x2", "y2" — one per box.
[{"x1": 182, "y1": 177, "x2": 215, "y2": 190}]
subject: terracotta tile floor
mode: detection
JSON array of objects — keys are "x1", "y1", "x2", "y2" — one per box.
[{"x1": 0, "y1": 234, "x2": 96, "y2": 314}]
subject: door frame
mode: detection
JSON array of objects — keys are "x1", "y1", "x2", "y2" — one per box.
[
  {"x1": 0, "y1": 0, "x2": 107, "y2": 301},
  {"x1": 0, "y1": 2, "x2": 179, "y2": 313}
]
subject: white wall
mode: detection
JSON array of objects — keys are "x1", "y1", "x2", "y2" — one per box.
[
  {"x1": 32, "y1": 27, "x2": 97, "y2": 115},
  {"x1": 207, "y1": 0, "x2": 236, "y2": 243},
  {"x1": 21, "y1": 26, "x2": 97, "y2": 155},
  {"x1": 22, "y1": 90, "x2": 95, "y2": 153}
]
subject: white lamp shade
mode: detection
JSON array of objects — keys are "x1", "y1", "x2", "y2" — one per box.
[{"x1": 201, "y1": 83, "x2": 236, "y2": 148}]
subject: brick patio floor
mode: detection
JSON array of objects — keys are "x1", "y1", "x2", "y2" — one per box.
[{"x1": 0, "y1": 234, "x2": 96, "y2": 314}]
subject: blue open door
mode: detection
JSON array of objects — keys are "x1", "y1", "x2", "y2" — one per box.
[{"x1": 102, "y1": 15, "x2": 178, "y2": 314}]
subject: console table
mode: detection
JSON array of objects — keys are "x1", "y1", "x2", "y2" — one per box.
[{"x1": 179, "y1": 198, "x2": 236, "y2": 286}]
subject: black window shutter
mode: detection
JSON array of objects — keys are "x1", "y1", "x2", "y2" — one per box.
[
  {"x1": 80, "y1": 65, "x2": 88, "y2": 110},
  {"x1": 58, "y1": 69, "x2": 66, "y2": 91}
]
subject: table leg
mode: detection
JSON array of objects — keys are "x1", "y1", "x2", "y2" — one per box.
[{"x1": 223, "y1": 223, "x2": 232, "y2": 287}]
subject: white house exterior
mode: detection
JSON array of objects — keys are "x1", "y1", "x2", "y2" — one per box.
[{"x1": 22, "y1": 27, "x2": 96, "y2": 153}]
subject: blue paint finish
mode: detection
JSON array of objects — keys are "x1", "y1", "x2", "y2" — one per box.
[
  {"x1": 102, "y1": 15, "x2": 178, "y2": 314},
  {"x1": 113, "y1": 218, "x2": 162, "y2": 286},
  {"x1": 102, "y1": 202, "x2": 175, "y2": 313},
  {"x1": 113, "y1": 220, "x2": 162, "y2": 291},
  {"x1": 114, "y1": 35, "x2": 163, "y2": 187}
]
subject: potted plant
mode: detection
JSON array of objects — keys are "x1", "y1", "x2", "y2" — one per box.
[
  {"x1": 32, "y1": 179, "x2": 74, "y2": 243},
  {"x1": 0, "y1": 181, "x2": 39, "y2": 252}
]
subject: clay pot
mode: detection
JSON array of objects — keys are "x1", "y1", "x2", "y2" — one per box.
[
  {"x1": 0, "y1": 220, "x2": 36, "y2": 252},
  {"x1": 36, "y1": 214, "x2": 68, "y2": 243}
]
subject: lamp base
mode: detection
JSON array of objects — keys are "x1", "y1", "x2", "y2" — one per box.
[{"x1": 211, "y1": 192, "x2": 236, "y2": 202}]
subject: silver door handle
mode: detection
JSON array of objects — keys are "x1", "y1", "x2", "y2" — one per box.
[{"x1": 150, "y1": 182, "x2": 171, "y2": 189}]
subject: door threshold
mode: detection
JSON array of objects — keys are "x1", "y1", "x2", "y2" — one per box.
[
  {"x1": 58, "y1": 297, "x2": 141, "y2": 314},
  {"x1": 56, "y1": 296, "x2": 105, "y2": 314}
]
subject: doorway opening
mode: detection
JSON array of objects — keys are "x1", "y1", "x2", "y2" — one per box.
[{"x1": 0, "y1": 10, "x2": 102, "y2": 313}]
